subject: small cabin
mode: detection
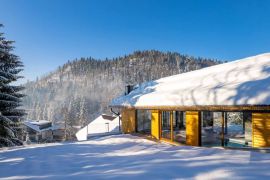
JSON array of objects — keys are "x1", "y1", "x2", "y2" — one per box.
[
  {"x1": 23, "y1": 120, "x2": 61, "y2": 143},
  {"x1": 110, "y1": 53, "x2": 270, "y2": 148},
  {"x1": 76, "y1": 114, "x2": 120, "y2": 141}
]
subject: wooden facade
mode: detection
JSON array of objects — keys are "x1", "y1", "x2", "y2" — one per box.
[
  {"x1": 151, "y1": 110, "x2": 160, "y2": 139},
  {"x1": 252, "y1": 113, "x2": 270, "y2": 147},
  {"x1": 186, "y1": 111, "x2": 200, "y2": 146},
  {"x1": 121, "y1": 108, "x2": 136, "y2": 133},
  {"x1": 120, "y1": 107, "x2": 270, "y2": 148},
  {"x1": 113, "y1": 54, "x2": 270, "y2": 148}
]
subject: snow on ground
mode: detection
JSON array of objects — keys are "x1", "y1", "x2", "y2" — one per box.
[{"x1": 0, "y1": 135, "x2": 270, "y2": 180}]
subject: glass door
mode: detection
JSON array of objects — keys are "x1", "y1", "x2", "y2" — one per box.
[
  {"x1": 173, "y1": 111, "x2": 186, "y2": 144},
  {"x1": 201, "y1": 111, "x2": 252, "y2": 148},
  {"x1": 224, "y1": 112, "x2": 252, "y2": 147},
  {"x1": 136, "y1": 110, "x2": 151, "y2": 134},
  {"x1": 160, "y1": 111, "x2": 186, "y2": 144},
  {"x1": 201, "y1": 112, "x2": 223, "y2": 147},
  {"x1": 161, "y1": 111, "x2": 171, "y2": 140}
]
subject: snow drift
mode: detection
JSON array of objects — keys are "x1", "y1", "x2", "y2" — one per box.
[{"x1": 1, "y1": 134, "x2": 270, "y2": 179}]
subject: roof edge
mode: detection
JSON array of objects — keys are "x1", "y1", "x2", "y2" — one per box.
[{"x1": 109, "y1": 104, "x2": 270, "y2": 111}]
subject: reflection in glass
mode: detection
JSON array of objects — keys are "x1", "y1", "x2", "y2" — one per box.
[
  {"x1": 173, "y1": 111, "x2": 186, "y2": 144},
  {"x1": 201, "y1": 112, "x2": 223, "y2": 147},
  {"x1": 224, "y1": 112, "x2": 252, "y2": 147},
  {"x1": 244, "y1": 112, "x2": 252, "y2": 146},
  {"x1": 136, "y1": 110, "x2": 151, "y2": 134},
  {"x1": 161, "y1": 111, "x2": 171, "y2": 139}
]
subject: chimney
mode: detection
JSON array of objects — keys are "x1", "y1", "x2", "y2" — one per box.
[{"x1": 125, "y1": 85, "x2": 134, "y2": 95}]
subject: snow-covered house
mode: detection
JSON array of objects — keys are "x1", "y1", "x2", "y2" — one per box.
[
  {"x1": 111, "y1": 53, "x2": 270, "y2": 148},
  {"x1": 76, "y1": 114, "x2": 120, "y2": 141},
  {"x1": 23, "y1": 120, "x2": 60, "y2": 143}
]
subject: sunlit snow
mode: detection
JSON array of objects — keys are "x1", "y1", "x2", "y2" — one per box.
[
  {"x1": 0, "y1": 135, "x2": 270, "y2": 179},
  {"x1": 112, "y1": 53, "x2": 270, "y2": 107}
]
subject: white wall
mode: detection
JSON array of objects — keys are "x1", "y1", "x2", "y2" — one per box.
[{"x1": 76, "y1": 115, "x2": 120, "y2": 141}]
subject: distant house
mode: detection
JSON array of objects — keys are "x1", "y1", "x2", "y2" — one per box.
[
  {"x1": 23, "y1": 120, "x2": 62, "y2": 143},
  {"x1": 110, "y1": 53, "x2": 270, "y2": 148},
  {"x1": 76, "y1": 114, "x2": 120, "y2": 141}
]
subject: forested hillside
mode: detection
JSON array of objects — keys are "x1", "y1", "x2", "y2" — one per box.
[{"x1": 23, "y1": 50, "x2": 221, "y2": 134}]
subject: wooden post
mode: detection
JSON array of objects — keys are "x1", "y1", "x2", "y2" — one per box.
[
  {"x1": 186, "y1": 111, "x2": 200, "y2": 146},
  {"x1": 221, "y1": 112, "x2": 225, "y2": 147},
  {"x1": 198, "y1": 111, "x2": 202, "y2": 146},
  {"x1": 242, "y1": 112, "x2": 245, "y2": 134},
  {"x1": 151, "y1": 110, "x2": 160, "y2": 139},
  {"x1": 135, "y1": 110, "x2": 138, "y2": 132},
  {"x1": 159, "y1": 111, "x2": 162, "y2": 139},
  {"x1": 170, "y1": 111, "x2": 173, "y2": 141},
  {"x1": 224, "y1": 112, "x2": 228, "y2": 134},
  {"x1": 119, "y1": 115, "x2": 121, "y2": 132}
]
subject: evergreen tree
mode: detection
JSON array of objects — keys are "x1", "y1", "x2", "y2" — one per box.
[
  {"x1": 0, "y1": 24, "x2": 25, "y2": 147},
  {"x1": 79, "y1": 97, "x2": 87, "y2": 127}
]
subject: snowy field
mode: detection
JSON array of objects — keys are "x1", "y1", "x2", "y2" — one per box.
[{"x1": 0, "y1": 135, "x2": 270, "y2": 180}]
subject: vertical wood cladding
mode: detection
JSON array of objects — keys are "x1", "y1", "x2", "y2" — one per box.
[
  {"x1": 252, "y1": 113, "x2": 270, "y2": 147},
  {"x1": 151, "y1": 110, "x2": 160, "y2": 139},
  {"x1": 121, "y1": 109, "x2": 136, "y2": 133},
  {"x1": 186, "y1": 111, "x2": 200, "y2": 146}
]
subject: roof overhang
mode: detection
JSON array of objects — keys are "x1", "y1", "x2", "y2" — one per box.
[{"x1": 109, "y1": 105, "x2": 270, "y2": 112}]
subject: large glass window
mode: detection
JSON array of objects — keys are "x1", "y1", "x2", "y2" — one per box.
[
  {"x1": 161, "y1": 111, "x2": 171, "y2": 139},
  {"x1": 172, "y1": 111, "x2": 186, "y2": 144},
  {"x1": 160, "y1": 111, "x2": 186, "y2": 144},
  {"x1": 201, "y1": 112, "x2": 223, "y2": 147},
  {"x1": 136, "y1": 110, "x2": 151, "y2": 134},
  {"x1": 201, "y1": 111, "x2": 252, "y2": 148},
  {"x1": 224, "y1": 112, "x2": 252, "y2": 147}
]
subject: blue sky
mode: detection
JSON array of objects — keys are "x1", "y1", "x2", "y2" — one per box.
[{"x1": 1, "y1": 0, "x2": 270, "y2": 83}]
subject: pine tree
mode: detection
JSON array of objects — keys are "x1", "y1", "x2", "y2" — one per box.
[
  {"x1": 0, "y1": 24, "x2": 25, "y2": 147},
  {"x1": 79, "y1": 97, "x2": 87, "y2": 127}
]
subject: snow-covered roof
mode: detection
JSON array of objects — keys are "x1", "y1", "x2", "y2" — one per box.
[
  {"x1": 29, "y1": 120, "x2": 50, "y2": 126},
  {"x1": 23, "y1": 120, "x2": 60, "y2": 133},
  {"x1": 111, "y1": 53, "x2": 270, "y2": 108},
  {"x1": 101, "y1": 114, "x2": 117, "y2": 121}
]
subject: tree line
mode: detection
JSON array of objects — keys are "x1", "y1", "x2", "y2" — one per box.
[{"x1": 23, "y1": 50, "x2": 221, "y2": 139}]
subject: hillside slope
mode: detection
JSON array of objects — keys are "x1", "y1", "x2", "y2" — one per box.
[{"x1": 23, "y1": 50, "x2": 221, "y2": 129}]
